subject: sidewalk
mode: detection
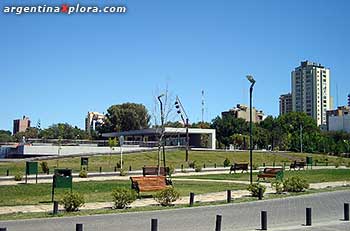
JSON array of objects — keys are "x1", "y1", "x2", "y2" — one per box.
[{"x1": 0, "y1": 179, "x2": 348, "y2": 215}]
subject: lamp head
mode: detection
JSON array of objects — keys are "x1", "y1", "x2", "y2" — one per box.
[
  {"x1": 246, "y1": 75, "x2": 255, "y2": 84},
  {"x1": 157, "y1": 94, "x2": 165, "y2": 100}
]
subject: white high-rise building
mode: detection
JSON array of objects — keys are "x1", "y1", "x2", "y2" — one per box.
[
  {"x1": 85, "y1": 112, "x2": 105, "y2": 133},
  {"x1": 291, "y1": 61, "x2": 331, "y2": 126}
]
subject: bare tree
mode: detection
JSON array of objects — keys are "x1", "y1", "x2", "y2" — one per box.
[{"x1": 152, "y1": 84, "x2": 176, "y2": 175}]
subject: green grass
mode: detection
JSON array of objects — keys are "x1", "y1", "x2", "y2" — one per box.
[
  {"x1": 175, "y1": 169, "x2": 350, "y2": 183},
  {"x1": 0, "y1": 179, "x2": 246, "y2": 207},
  {"x1": 0, "y1": 150, "x2": 346, "y2": 176}
]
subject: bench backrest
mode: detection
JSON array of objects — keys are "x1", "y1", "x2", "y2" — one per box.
[
  {"x1": 264, "y1": 168, "x2": 283, "y2": 174},
  {"x1": 234, "y1": 163, "x2": 248, "y2": 168},
  {"x1": 143, "y1": 166, "x2": 169, "y2": 176},
  {"x1": 131, "y1": 176, "x2": 167, "y2": 187}
]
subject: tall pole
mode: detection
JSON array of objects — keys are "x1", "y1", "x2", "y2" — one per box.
[
  {"x1": 186, "y1": 118, "x2": 189, "y2": 162},
  {"x1": 158, "y1": 95, "x2": 166, "y2": 171},
  {"x1": 175, "y1": 96, "x2": 190, "y2": 162},
  {"x1": 300, "y1": 124, "x2": 303, "y2": 153},
  {"x1": 247, "y1": 75, "x2": 255, "y2": 185},
  {"x1": 249, "y1": 85, "x2": 253, "y2": 184}
]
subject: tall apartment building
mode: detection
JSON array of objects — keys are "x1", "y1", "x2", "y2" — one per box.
[
  {"x1": 85, "y1": 112, "x2": 105, "y2": 133},
  {"x1": 348, "y1": 94, "x2": 350, "y2": 107},
  {"x1": 13, "y1": 116, "x2": 31, "y2": 135},
  {"x1": 222, "y1": 104, "x2": 265, "y2": 123},
  {"x1": 291, "y1": 61, "x2": 331, "y2": 126},
  {"x1": 279, "y1": 93, "x2": 293, "y2": 115}
]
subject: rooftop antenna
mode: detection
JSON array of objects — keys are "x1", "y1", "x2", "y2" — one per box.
[
  {"x1": 336, "y1": 83, "x2": 339, "y2": 107},
  {"x1": 201, "y1": 90, "x2": 205, "y2": 124}
]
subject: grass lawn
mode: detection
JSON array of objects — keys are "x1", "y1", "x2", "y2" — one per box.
[
  {"x1": 0, "y1": 150, "x2": 347, "y2": 176},
  {"x1": 0, "y1": 179, "x2": 246, "y2": 207},
  {"x1": 175, "y1": 169, "x2": 350, "y2": 183}
]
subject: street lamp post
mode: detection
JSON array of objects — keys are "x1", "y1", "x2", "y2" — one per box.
[
  {"x1": 300, "y1": 124, "x2": 303, "y2": 153},
  {"x1": 175, "y1": 96, "x2": 189, "y2": 162},
  {"x1": 157, "y1": 94, "x2": 166, "y2": 171},
  {"x1": 247, "y1": 75, "x2": 256, "y2": 184}
]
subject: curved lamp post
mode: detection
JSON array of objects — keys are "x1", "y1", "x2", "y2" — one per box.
[
  {"x1": 175, "y1": 96, "x2": 189, "y2": 162},
  {"x1": 247, "y1": 75, "x2": 256, "y2": 184},
  {"x1": 157, "y1": 94, "x2": 166, "y2": 171}
]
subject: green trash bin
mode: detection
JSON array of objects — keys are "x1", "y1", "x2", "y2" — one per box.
[
  {"x1": 80, "y1": 157, "x2": 89, "y2": 170},
  {"x1": 52, "y1": 169, "x2": 72, "y2": 201},
  {"x1": 53, "y1": 169, "x2": 72, "y2": 188},
  {"x1": 26, "y1": 162, "x2": 38, "y2": 175},
  {"x1": 306, "y1": 157, "x2": 313, "y2": 169},
  {"x1": 25, "y1": 161, "x2": 38, "y2": 184}
]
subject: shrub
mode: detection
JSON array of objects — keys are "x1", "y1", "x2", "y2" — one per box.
[
  {"x1": 283, "y1": 176, "x2": 309, "y2": 192},
  {"x1": 335, "y1": 161, "x2": 340, "y2": 168},
  {"x1": 188, "y1": 160, "x2": 197, "y2": 169},
  {"x1": 40, "y1": 161, "x2": 49, "y2": 174},
  {"x1": 168, "y1": 165, "x2": 175, "y2": 177},
  {"x1": 271, "y1": 181, "x2": 283, "y2": 194},
  {"x1": 195, "y1": 165, "x2": 202, "y2": 172},
  {"x1": 154, "y1": 187, "x2": 180, "y2": 206},
  {"x1": 346, "y1": 161, "x2": 350, "y2": 168},
  {"x1": 79, "y1": 170, "x2": 88, "y2": 178},
  {"x1": 111, "y1": 188, "x2": 137, "y2": 209},
  {"x1": 61, "y1": 192, "x2": 85, "y2": 212},
  {"x1": 14, "y1": 173, "x2": 22, "y2": 181},
  {"x1": 116, "y1": 160, "x2": 124, "y2": 169},
  {"x1": 253, "y1": 164, "x2": 259, "y2": 170},
  {"x1": 223, "y1": 158, "x2": 231, "y2": 167},
  {"x1": 119, "y1": 168, "x2": 127, "y2": 176},
  {"x1": 247, "y1": 183, "x2": 266, "y2": 197}
]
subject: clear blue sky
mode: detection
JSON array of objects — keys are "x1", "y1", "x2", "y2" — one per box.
[{"x1": 1, "y1": 0, "x2": 350, "y2": 132}]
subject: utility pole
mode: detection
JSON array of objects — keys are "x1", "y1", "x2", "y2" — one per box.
[
  {"x1": 247, "y1": 75, "x2": 256, "y2": 185},
  {"x1": 157, "y1": 94, "x2": 166, "y2": 174},
  {"x1": 175, "y1": 96, "x2": 190, "y2": 162},
  {"x1": 201, "y1": 90, "x2": 205, "y2": 126},
  {"x1": 300, "y1": 124, "x2": 303, "y2": 153}
]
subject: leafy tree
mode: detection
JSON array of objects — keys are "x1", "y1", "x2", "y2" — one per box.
[
  {"x1": 14, "y1": 127, "x2": 40, "y2": 141},
  {"x1": 39, "y1": 123, "x2": 90, "y2": 140},
  {"x1": 276, "y1": 112, "x2": 320, "y2": 152},
  {"x1": 164, "y1": 121, "x2": 183, "y2": 128},
  {"x1": 0, "y1": 130, "x2": 14, "y2": 142},
  {"x1": 98, "y1": 103, "x2": 150, "y2": 133},
  {"x1": 211, "y1": 115, "x2": 249, "y2": 147},
  {"x1": 191, "y1": 122, "x2": 211, "y2": 129}
]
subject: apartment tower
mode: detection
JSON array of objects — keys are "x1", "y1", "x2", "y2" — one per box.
[
  {"x1": 291, "y1": 61, "x2": 331, "y2": 126},
  {"x1": 279, "y1": 93, "x2": 293, "y2": 115}
]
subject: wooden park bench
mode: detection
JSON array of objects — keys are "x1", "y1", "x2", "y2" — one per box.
[
  {"x1": 130, "y1": 176, "x2": 171, "y2": 195},
  {"x1": 142, "y1": 166, "x2": 169, "y2": 176},
  {"x1": 290, "y1": 161, "x2": 305, "y2": 170},
  {"x1": 229, "y1": 163, "x2": 248, "y2": 174},
  {"x1": 257, "y1": 168, "x2": 284, "y2": 181}
]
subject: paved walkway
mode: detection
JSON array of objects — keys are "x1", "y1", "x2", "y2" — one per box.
[{"x1": 0, "y1": 179, "x2": 349, "y2": 215}]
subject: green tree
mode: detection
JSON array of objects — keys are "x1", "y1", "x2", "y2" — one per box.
[
  {"x1": 39, "y1": 123, "x2": 90, "y2": 140},
  {"x1": 164, "y1": 121, "x2": 183, "y2": 128},
  {"x1": 0, "y1": 130, "x2": 14, "y2": 142},
  {"x1": 211, "y1": 115, "x2": 249, "y2": 147},
  {"x1": 98, "y1": 103, "x2": 150, "y2": 133},
  {"x1": 14, "y1": 127, "x2": 40, "y2": 141},
  {"x1": 276, "y1": 112, "x2": 320, "y2": 152}
]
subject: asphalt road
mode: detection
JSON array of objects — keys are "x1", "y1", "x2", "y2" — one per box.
[{"x1": 1, "y1": 190, "x2": 350, "y2": 231}]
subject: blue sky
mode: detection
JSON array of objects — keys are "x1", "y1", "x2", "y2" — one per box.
[{"x1": 1, "y1": 0, "x2": 350, "y2": 131}]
